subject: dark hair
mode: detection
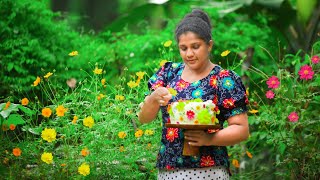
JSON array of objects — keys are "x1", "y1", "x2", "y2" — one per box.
[{"x1": 175, "y1": 9, "x2": 212, "y2": 44}]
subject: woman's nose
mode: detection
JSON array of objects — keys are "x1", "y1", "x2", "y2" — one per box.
[{"x1": 186, "y1": 49, "x2": 194, "y2": 58}]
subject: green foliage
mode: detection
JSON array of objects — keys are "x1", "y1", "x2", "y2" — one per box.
[{"x1": 229, "y1": 42, "x2": 320, "y2": 179}]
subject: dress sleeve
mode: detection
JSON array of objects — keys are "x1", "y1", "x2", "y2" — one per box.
[
  {"x1": 216, "y1": 69, "x2": 248, "y2": 120},
  {"x1": 147, "y1": 62, "x2": 173, "y2": 91}
]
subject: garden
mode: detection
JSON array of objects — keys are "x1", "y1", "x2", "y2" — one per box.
[{"x1": 0, "y1": 0, "x2": 319, "y2": 179}]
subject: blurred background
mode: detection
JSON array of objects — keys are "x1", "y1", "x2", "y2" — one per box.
[{"x1": 1, "y1": 0, "x2": 319, "y2": 96}]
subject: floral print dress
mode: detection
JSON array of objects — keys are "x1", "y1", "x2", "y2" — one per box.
[{"x1": 148, "y1": 62, "x2": 248, "y2": 174}]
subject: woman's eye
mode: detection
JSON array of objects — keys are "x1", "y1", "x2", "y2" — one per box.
[{"x1": 193, "y1": 45, "x2": 199, "y2": 49}]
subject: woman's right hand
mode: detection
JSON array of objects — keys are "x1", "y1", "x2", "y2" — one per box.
[{"x1": 149, "y1": 87, "x2": 172, "y2": 106}]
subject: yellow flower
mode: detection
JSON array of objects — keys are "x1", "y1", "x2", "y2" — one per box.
[
  {"x1": 246, "y1": 88, "x2": 249, "y2": 96},
  {"x1": 249, "y1": 109, "x2": 258, "y2": 114},
  {"x1": 145, "y1": 129, "x2": 154, "y2": 136},
  {"x1": 42, "y1": 107, "x2": 52, "y2": 118},
  {"x1": 127, "y1": 80, "x2": 138, "y2": 88},
  {"x1": 4, "y1": 101, "x2": 10, "y2": 110},
  {"x1": 41, "y1": 152, "x2": 53, "y2": 164},
  {"x1": 115, "y1": 95, "x2": 125, "y2": 101},
  {"x1": 167, "y1": 88, "x2": 177, "y2": 96},
  {"x1": 118, "y1": 131, "x2": 127, "y2": 139},
  {"x1": 83, "y1": 116, "x2": 94, "y2": 128},
  {"x1": 119, "y1": 145, "x2": 125, "y2": 152},
  {"x1": 136, "y1": 71, "x2": 146, "y2": 80},
  {"x1": 21, "y1": 98, "x2": 29, "y2": 106},
  {"x1": 93, "y1": 67, "x2": 103, "y2": 75},
  {"x1": 246, "y1": 151, "x2": 253, "y2": 159},
  {"x1": 135, "y1": 129, "x2": 143, "y2": 138},
  {"x1": 101, "y1": 78, "x2": 106, "y2": 85},
  {"x1": 159, "y1": 60, "x2": 168, "y2": 67},
  {"x1": 221, "y1": 50, "x2": 231, "y2": 57},
  {"x1": 78, "y1": 163, "x2": 90, "y2": 176},
  {"x1": 163, "y1": 40, "x2": 172, "y2": 47},
  {"x1": 68, "y1": 51, "x2": 78, "y2": 56},
  {"x1": 81, "y1": 147, "x2": 90, "y2": 157},
  {"x1": 72, "y1": 115, "x2": 78, "y2": 124},
  {"x1": 56, "y1": 105, "x2": 67, "y2": 117},
  {"x1": 41, "y1": 128, "x2": 57, "y2": 142},
  {"x1": 232, "y1": 159, "x2": 240, "y2": 168},
  {"x1": 32, "y1": 76, "x2": 41, "y2": 86},
  {"x1": 44, "y1": 72, "x2": 53, "y2": 79}
]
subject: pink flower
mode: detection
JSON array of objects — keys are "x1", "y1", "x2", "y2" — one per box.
[
  {"x1": 266, "y1": 90, "x2": 275, "y2": 99},
  {"x1": 298, "y1": 65, "x2": 314, "y2": 80},
  {"x1": 288, "y1": 112, "x2": 299, "y2": 122},
  {"x1": 311, "y1": 55, "x2": 319, "y2": 64},
  {"x1": 266, "y1": 76, "x2": 280, "y2": 89}
]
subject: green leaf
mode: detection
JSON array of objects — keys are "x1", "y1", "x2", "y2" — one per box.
[
  {"x1": 0, "y1": 103, "x2": 20, "y2": 118},
  {"x1": 279, "y1": 142, "x2": 286, "y2": 155},
  {"x1": 6, "y1": 114, "x2": 26, "y2": 125},
  {"x1": 18, "y1": 105, "x2": 35, "y2": 116},
  {"x1": 7, "y1": 62, "x2": 14, "y2": 71}
]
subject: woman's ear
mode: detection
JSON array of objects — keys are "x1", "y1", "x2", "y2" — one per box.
[{"x1": 208, "y1": 40, "x2": 213, "y2": 52}]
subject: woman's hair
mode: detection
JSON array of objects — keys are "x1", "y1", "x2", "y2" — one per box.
[{"x1": 175, "y1": 9, "x2": 212, "y2": 44}]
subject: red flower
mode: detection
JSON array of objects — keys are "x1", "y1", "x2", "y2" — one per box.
[
  {"x1": 209, "y1": 76, "x2": 218, "y2": 88},
  {"x1": 219, "y1": 70, "x2": 229, "y2": 78},
  {"x1": 200, "y1": 155, "x2": 215, "y2": 167},
  {"x1": 186, "y1": 110, "x2": 195, "y2": 120},
  {"x1": 288, "y1": 112, "x2": 299, "y2": 122},
  {"x1": 213, "y1": 95, "x2": 218, "y2": 105},
  {"x1": 166, "y1": 165, "x2": 174, "y2": 170},
  {"x1": 176, "y1": 80, "x2": 190, "y2": 91},
  {"x1": 152, "y1": 80, "x2": 164, "y2": 90},
  {"x1": 266, "y1": 76, "x2": 280, "y2": 89},
  {"x1": 311, "y1": 55, "x2": 319, "y2": 64},
  {"x1": 222, "y1": 98, "x2": 235, "y2": 109},
  {"x1": 166, "y1": 128, "x2": 179, "y2": 142},
  {"x1": 298, "y1": 65, "x2": 314, "y2": 80},
  {"x1": 266, "y1": 90, "x2": 275, "y2": 99}
]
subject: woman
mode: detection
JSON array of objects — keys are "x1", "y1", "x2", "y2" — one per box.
[{"x1": 138, "y1": 9, "x2": 249, "y2": 180}]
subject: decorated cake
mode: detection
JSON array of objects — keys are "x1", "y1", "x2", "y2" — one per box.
[{"x1": 168, "y1": 99, "x2": 220, "y2": 125}]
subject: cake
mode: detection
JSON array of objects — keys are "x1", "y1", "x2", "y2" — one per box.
[{"x1": 168, "y1": 99, "x2": 220, "y2": 125}]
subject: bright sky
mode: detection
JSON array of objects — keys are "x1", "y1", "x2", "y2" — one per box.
[{"x1": 149, "y1": 0, "x2": 169, "y2": 4}]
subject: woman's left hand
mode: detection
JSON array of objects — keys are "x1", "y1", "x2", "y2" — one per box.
[{"x1": 184, "y1": 130, "x2": 214, "y2": 146}]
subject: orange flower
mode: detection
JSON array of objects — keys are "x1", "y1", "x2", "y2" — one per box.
[
  {"x1": 4, "y1": 101, "x2": 10, "y2": 110},
  {"x1": 21, "y1": 98, "x2": 29, "y2": 106},
  {"x1": 81, "y1": 148, "x2": 90, "y2": 157},
  {"x1": 232, "y1": 159, "x2": 240, "y2": 168},
  {"x1": 61, "y1": 163, "x2": 67, "y2": 167},
  {"x1": 9, "y1": 124, "x2": 15, "y2": 131},
  {"x1": 42, "y1": 107, "x2": 52, "y2": 118},
  {"x1": 56, "y1": 105, "x2": 67, "y2": 117},
  {"x1": 12, "y1": 148, "x2": 22, "y2": 157},
  {"x1": 72, "y1": 116, "x2": 78, "y2": 124},
  {"x1": 246, "y1": 151, "x2": 253, "y2": 159},
  {"x1": 101, "y1": 78, "x2": 106, "y2": 85}
]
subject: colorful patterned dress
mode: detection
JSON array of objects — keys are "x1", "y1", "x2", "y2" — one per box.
[{"x1": 148, "y1": 62, "x2": 248, "y2": 175}]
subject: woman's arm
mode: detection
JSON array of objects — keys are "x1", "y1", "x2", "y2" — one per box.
[
  {"x1": 138, "y1": 87, "x2": 172, "y2": 124},
  {"x1": 184, "y1": 113, "x2": 249, "y2": 146}
]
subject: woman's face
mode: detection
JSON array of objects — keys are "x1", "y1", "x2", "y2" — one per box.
[{"x1": 178, "y1": 31, "x2": 213, "y2": 70}]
